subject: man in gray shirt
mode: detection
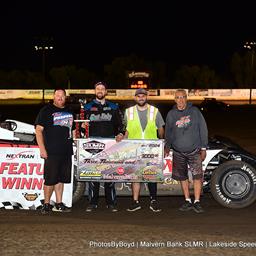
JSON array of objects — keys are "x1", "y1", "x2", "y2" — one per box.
[
  {"x1": 165, "y1": 89, "x2": 208, "y2": 213},
  {"x1": 124, "y1": 88, "x2": 165, "y2": 212}
]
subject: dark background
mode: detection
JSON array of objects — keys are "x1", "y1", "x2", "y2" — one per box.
[
  {"x1": 0, "y1": 1, "x2": 254, "y2": 72},
  {"x1": 0, "y1": 1, "x2": 255, "y2": 89}
]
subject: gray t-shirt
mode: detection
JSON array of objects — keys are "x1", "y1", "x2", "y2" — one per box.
[
  {"x1": 165, "y1": 102, "x2": 208, "y2": 152},
  {"x1": 124, "y1": 105, "x2": 165, "y2": 131}
]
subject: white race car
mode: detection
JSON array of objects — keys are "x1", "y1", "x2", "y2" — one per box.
[{"x1": 0, "y1": 119, "x2": 256, "y2": 209}]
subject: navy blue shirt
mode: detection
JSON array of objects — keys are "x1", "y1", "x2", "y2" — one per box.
[{"x1": 84, "y1": 99, "x2": 124, "y2": 138}]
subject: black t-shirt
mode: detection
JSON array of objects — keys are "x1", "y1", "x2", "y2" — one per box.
[{"x1": 35, "y1": 103, "x2": 75, "y2": 155}]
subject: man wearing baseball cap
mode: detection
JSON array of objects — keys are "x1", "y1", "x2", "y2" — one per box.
[{"x1": 124, "y1": 88, "x2": 165, "y2": 212}]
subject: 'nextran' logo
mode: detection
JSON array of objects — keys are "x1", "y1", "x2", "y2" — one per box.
[{"x1": 6, "y1": 151, "x2": 35, "y2": 160}]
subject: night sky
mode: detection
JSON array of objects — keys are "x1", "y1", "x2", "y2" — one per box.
[{"x1": 0, "y1": 1, "x2": 255, "y2": 73}]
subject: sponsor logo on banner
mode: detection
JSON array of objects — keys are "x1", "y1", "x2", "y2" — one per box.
[
  {"x1": 142, "y1": 168, "x2": 158, "y2": 181},
  {"x1": 103, "y1": 174, "x2": 135, "y2": 180},
  {"x1": 143, "y1": 170, "x2": 157, "y2": 175},
  {"x1": 116, "y1": 167, "x2": 125, "y2": 175},
  {"x1": 79, "y1": 170, "x2": 102, "y2": 179},
  {"x1": 164, "y1": 177, "x2": 179, "y2": 185},
  {"x1": 83, "y1": 140, "x2": 105, "y2": 154},
  {"x1": 23, "y1": 192, "x2": 40, "y2": 201},
  {"x1": 6, "y1": 151, "x2": 35, "y2": 160}
]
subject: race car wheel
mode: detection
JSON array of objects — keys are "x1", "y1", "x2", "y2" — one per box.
[
  {"x1": 210, "y1": 160, "x2": 256, "y2": 208},
  {"x1": 72, "y1": 178, "x2": 86, "y2": 204}
]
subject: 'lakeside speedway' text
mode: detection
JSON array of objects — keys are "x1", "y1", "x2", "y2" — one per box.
[{"x1": 89, "y1": 240, "x2": 256, "y2": 248}]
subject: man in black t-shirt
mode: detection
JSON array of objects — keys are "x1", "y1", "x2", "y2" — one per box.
[{"x1": 35, "y1": 88, "x2": 75, "y2": 214}]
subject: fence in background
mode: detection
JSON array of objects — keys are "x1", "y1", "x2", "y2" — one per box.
[{"x1": 0, "y1": 89, "x2": 256, "y2": 101}]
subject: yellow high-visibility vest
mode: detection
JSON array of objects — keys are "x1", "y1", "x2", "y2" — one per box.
[{"x1": 126, "y1": 105, "x2": 158, "y2": 139}]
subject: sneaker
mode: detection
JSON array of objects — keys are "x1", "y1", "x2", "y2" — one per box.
[
  {"x1": 52, "y1": 202, "x2": 71, "y2": 212},
  {"x1": 127, "y1": 201, "x2": 141, "y2": 212},
  {"x1": 149, "y1": 200, "x2": 162, "y2": 212},
  {"x1": 107, "y1": 205, "x2": 118, "y2": 212},
  {"x1": 41, "y1": 203, "x2": 51, "y2": 214},
  {"x1": 179, "y1": 201, "x2": 193, "y2": 212},
  {"x1": 86, "y1": 204, "x2": 98, "y2": 212},
  {"x1": 193, "y1": 202, "x2": 204, "y2": 213}
]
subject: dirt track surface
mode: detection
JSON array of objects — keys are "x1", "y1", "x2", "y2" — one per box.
[{"x1": 1, "y1": 195, "x2": 256, "y2": 256}]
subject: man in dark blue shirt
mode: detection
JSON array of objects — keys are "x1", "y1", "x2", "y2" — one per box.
[{"x1": 83, "y1": 82, "x2": 124, "y2": 212}]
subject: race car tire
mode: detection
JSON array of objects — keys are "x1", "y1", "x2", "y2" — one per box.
[
  {"x1": 72, "y1": 178, "x2": 86, "y2": 204},
  {"x1": 210, "y1": 160, "x2": 256, "y2": 208}
]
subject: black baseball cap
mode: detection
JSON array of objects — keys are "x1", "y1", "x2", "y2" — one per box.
[
  {"x1": 135, "y1": 88, "x2": 147, "y2": 96},
  {"x1": 94, "y1": 81, "x2": 107, "y2": 89}
]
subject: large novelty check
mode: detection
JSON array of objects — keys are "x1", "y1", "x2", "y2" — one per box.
[{"x1": 76, "y1": 138, "x2": 171, "y2": 182}]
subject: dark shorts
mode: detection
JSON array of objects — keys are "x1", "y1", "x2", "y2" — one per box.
[
  {"x1": 44, "y1": 155, "x2": 72, "y2": 186},
  {"x1": 172, "y1": 149, "x2": 203, "y2": 181}
]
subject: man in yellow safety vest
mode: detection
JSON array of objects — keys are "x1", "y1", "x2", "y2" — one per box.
[{"x1": 124, "y1": 88, "x2": 165, "y2": 212}]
